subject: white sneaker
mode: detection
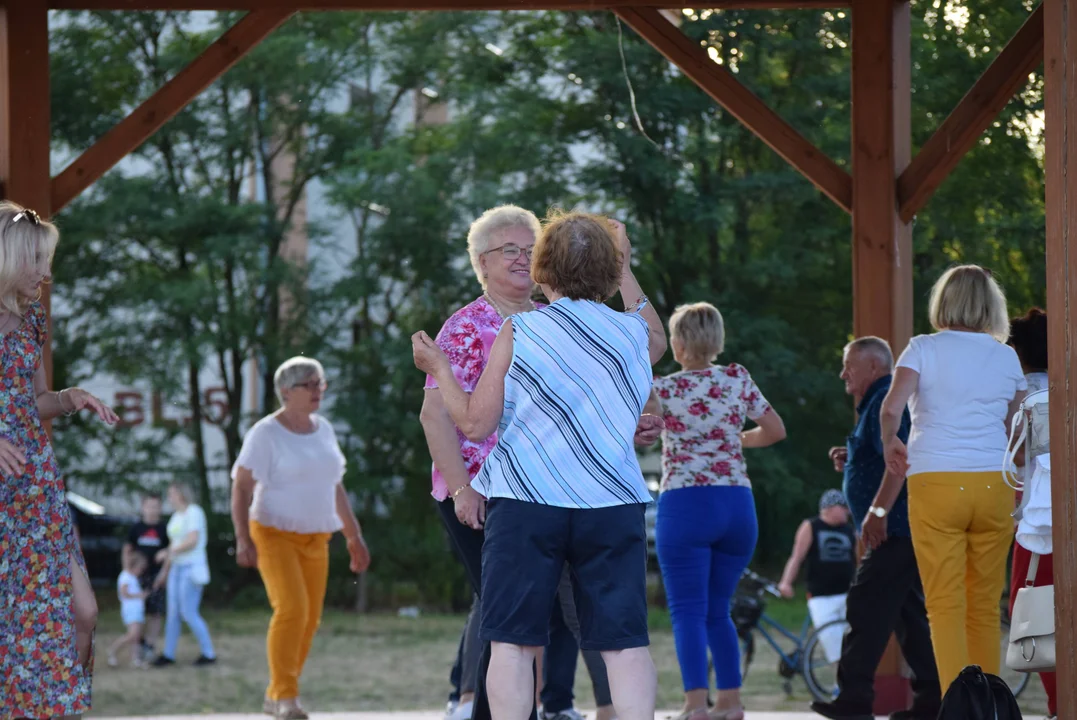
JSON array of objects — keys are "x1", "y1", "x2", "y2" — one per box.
[
  {"x1": 445, "y1": 701, "x2": 459, "y2": 719},
  {"x1": 542, "y1": 708, "x2": 587, "y2": 720},
  {"x1": 107, "y1": 654, "x2": 119, "y2": 668},
  {"x1": 449, "y1": 699, "x2": 474, "y2": 720}
]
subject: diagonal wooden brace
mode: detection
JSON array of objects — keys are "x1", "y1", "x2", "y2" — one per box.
[
  {"x1": 897, "y1": 3, "x2": 1043, "y2": 223},
  {"x1": 615, "y1": 6, "x2": 853, "y2": 214},
  {"x1": 50, "y1": 9, "x2": 293, "y2": 212}
]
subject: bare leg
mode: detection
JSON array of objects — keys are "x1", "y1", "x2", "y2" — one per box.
[
  {"x1": 107, "y1": 623, "x2": 143, "y2": 664},
  {"x1": 681, "y1": 689, "x2": 709, "y2": 714},
  {"x1": 601, "y1": 648, "x2": 656, "y2": 720},
  {"x1": 714, "y1": 689, "x2": 743, "y2": 719},
  {"x1": 595, "y1": 707, "x2": 616, "y2": 720},
  {"x1": 70, "y1": 553, "x2": 98, "y2": 673},
  {"x1": 535, "y1": 648, "x2": 544, "y2": 709},
  {"x1": 488, "y1": 642, "x2": 541, "y2": 720}
]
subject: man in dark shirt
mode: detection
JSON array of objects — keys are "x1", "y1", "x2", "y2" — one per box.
[
  {"x1": 122, "y1": 492, "x2": 169, "y2": 659},
  {"x1": 811, "y1": 337, "x2": 941, "y2": 720}
]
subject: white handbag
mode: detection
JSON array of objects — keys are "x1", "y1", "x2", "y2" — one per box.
[{"x1": 1006, "y1": 553, "x2": 1055, "y2": 673}]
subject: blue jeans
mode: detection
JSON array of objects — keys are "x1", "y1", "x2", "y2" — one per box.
[
  {"x1": 163, "y1": 563, "x2": 216, "y2": 660},
  {"x1": 656, "y1": 486, "x2": 757, "y2": 692}
]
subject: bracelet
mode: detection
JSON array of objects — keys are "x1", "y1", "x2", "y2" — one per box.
[
  {"x1": 58, "y1": 389, "x2": 77, "y2": 416},
  {"x1": 626, "y1": 294, "x2": 648, "y2": 313},
  {"x1": 451, "y1": 484, "x2": 469, "y2": 499}
]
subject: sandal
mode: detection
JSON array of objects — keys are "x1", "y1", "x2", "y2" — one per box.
[{"x1": 708, "y1": 707, "x2": 745, "y2": 720}]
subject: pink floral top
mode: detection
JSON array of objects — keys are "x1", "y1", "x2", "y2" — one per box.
[
  {"x1": 654, "y1": 363, "x2": 771, "y2": 492},
  {"x1": 423, "y1": 295, "x2": 544, "y2": 501}
]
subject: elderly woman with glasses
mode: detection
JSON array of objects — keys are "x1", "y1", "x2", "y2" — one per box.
[{"x1": 230, "y1": 357, "x2": 371, "y2": 720}]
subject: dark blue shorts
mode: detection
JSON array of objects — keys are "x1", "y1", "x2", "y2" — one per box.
[{"x1": 479, "y1": 498, "x2": 649, "y2": 652}]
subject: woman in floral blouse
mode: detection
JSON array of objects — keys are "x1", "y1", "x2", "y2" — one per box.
[{"x1": 654, "y1": 302, "x2": 786, "y2": 720}]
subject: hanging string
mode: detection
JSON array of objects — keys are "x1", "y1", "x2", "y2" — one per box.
[{"x1": 615, "y1": 15, "x2": 662, "y2": 151}]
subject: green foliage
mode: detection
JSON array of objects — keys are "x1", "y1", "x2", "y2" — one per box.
[{"x1": 50, "y1": 3, "x2": 1046, "y2": 606}]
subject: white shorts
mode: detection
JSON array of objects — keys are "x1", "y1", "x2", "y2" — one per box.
[
  {"x1": 121, "y1": 605, "x2": 146, "y2": 626},
  {"x1": 807, "y1": 593, "x2": 848, "y2": 663}
]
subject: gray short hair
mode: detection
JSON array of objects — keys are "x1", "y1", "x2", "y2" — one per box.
[
  {"x1": 844, "y1": 336, "x2": 894, "y2": 370},
  {"x1": 273, "y1": 356, "x2": 325, "y2": 402},
  {"x1": 466, "y1": 205, "x2": 541, "y2": 287}
]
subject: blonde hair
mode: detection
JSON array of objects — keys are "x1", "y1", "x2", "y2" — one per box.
[
  {"x1": 669, "y1": 302, "x2": 725, "y2": 363},
  {"x1": 928, "y1": 265, "x2": 1009, "y2": 342},
  {"x1": 0, "y1": 201, "x2": 58, "y2": 316},
  {"x1": 466, "y1": 205, "x2": 541, "y2": 287},
  {"x1": 531, "y1": 210, "x2": 622, "y2": 302}
]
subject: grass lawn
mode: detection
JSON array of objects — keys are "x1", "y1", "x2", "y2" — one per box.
[{"x1": 86, "y1": 599, "x2": 1050, "y2": 718}]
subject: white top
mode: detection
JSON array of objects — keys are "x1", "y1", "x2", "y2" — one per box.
[
  {"x1": 166, "y1": 504, "x2": 209, "y2": 568},
  {"x1": 231, "y1": 414, "x2": 345, "y2": 534},
  {"x1": 896, "y1": 330, "x2": 1027, "y2": 476},
  {"x1": 117, "y1": 570, "x2": 144, "y2": 614}
]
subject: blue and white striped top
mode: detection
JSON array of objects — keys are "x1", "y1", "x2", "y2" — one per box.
[{"x1": 472, "y1": 297, "x2": 654, "y2": 509}]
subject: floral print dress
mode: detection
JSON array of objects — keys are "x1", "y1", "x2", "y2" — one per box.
[
  {"x1": 0, "y1": 301, "x2": 93, "y2": 719},
  {"x1": 653, "y1": 363, "x2": 771, "y2": 493}
]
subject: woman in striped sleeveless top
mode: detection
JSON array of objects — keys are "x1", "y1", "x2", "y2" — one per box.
[{"x1": 413, "y1": 211, "x2": 667, "y2": 720}]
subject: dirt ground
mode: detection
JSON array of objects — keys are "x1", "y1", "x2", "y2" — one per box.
[{"x1": 86, "y1": 609, "x2": 1049, "y2": 718}]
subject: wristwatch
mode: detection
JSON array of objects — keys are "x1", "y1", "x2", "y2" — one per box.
[{"x1": 868, "y1": 505, "x2": 888, "y2": 518}]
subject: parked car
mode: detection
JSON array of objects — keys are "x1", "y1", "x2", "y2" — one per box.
[{"x1": 68, "y1": 492, "x2": 137, "y2": 588}]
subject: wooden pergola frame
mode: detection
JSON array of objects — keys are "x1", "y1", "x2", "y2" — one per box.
[{"x1": 1, "y1": 0, "x2": 1072, "y2": 714}]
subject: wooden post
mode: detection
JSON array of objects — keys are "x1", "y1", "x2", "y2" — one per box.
[
  {"x1": 1043, "y1": 0, "x2": 1077, "y2": 716},
  {"x1": 852, "y1": 0, "x2": 912, "y2": 354},
  {"x1": 0, "y1": 0, "x2": 52, "y2": 387},
  {"x1": 851, "y1": 0, "x2": 913, "y2": 713}
]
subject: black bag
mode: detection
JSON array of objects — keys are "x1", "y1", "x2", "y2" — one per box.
[{"x1": 937, "y1": 665, "x2": 1022, "y2": 720}]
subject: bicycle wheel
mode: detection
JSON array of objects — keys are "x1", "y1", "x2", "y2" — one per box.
[
  {"x1": 999, "y1": 620, "x2": 1031, "y2": 699},
  {"x1": 740, "y1": 631, "x2": 755, "y2": 682},
  {"x1": 801, "y1": 619, "x2": 850, "y2": 703}
]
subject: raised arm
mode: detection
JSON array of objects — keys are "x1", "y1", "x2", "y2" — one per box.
[
  {"x1": 778, "y1": 520, "x2": 813, "y2": 598},
  {"x1": 610, "y1": 220, "x2": 666, "y2": 364},
  {"x1": 414, "y1": 321, "x2": 513, "y2": 442}
]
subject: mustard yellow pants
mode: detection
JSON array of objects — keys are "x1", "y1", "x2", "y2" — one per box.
[
  {"x1": 907, "y1": 471, "x2": 1014, "y2": 691},
  {"x1": 250, "y1": 520, "x2": 332, "y2": 701}
]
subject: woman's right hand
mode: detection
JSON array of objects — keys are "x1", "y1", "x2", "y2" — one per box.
[
  {"x1": 0, "y1": 436, "x2": 26, "y2": 477},
  {"x1": 454, "y1": 486, "x2": 486, "y2": 530},
  {"x1": 608, "y1": 219, "x2": 632, "y2": 273},
  {"x1": 235, "y1": 537, "x2": 258, "y2": 568},
  {"x1": 883, "y1": 437, "x2": 910, "y2": 477}
]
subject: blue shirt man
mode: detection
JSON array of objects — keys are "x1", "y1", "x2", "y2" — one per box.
[
  {"x1": 843, "y1": 374, "x2": 911, "y2": 537},
  {"x1": 813, "y1": 337, "x2": 941, "y2": 720}
]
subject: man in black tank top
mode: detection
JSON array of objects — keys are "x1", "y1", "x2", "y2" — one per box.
[{"x1": 779, "y1": 490, "x2": 855, "y2": 663}]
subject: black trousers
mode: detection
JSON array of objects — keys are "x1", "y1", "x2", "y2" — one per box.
[
  {"x1": 836, "y1": 535, "x2": 942, "y2": 712},
  {"x1": 437, "y1": 499, "x2": 540, "y2": 720}
]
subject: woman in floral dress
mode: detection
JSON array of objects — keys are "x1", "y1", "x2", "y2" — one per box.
[
  {"x1": 0, "y1": 201, "x2": 119, "y2": 719},
  {"x1": 653, "y1": 302, "x2": 786, "y2": 720}
]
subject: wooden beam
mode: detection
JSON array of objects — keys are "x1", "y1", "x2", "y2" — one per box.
[
  {"x1": 897, "y1": 4, "x2": 1043, "y2": 223},
  {"x1": 1, "y1": 0, "x2": 53, "y2": 388},
  {"x1": 851, "y1": 0, "x2": 912, "y2": 354},
  {"x1": 1044, "y1": 0, "x2": 1077, "y2": 715},
  {"x1": 50, "y1": 9, "x2": 293, "y2": 213},
  {"x1": 616, "y1": 6, "x2": 853, "y2": 214},
  {"x1": 51, "y1": 0, "x2": 850, "y2": 9}
]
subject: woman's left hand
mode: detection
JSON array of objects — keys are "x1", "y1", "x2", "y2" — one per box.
[
  {"x1": 412, "y1": 331, "x2": 449, "y2": 377},
  {"x1": 346, "y1": 535, "x2": 371, "y2": 574},
  {"x1": 62, "y1": 388, "x2": 120, "y2": 425},
  {"x1": 634, "y1": 414, "x2": 663, "y2": 446}
]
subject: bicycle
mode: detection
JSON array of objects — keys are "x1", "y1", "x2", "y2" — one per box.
[
  {"x1": 732, "y1": 569, "x2": 1029, "y2": 702},
  {"x1": 732, "y1": 569, "x2": 849, "y2": 703}
]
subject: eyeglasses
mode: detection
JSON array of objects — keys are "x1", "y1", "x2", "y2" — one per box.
[
  {"x1": 294, "y1": 379, "x2": 328, "y2": 392},
  {"x1": 483, "y1": 243, "x2": 533, "y2": 261}
]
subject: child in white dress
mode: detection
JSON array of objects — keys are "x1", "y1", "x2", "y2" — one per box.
[{"x1": 107, "y1": 553, "x2": 150, "y2": 668}]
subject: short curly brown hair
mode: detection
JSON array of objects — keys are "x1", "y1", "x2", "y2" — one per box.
[{"x1": 531, "y1": 210, "x2": 622, "y2": 302}]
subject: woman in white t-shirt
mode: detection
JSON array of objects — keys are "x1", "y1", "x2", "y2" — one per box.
[
  {"x1": 231, "y1": 356, "x2": 371, "y2": 720},
  {"x1": 879, "y1": 265, "x2": 1025, "y2": 690},
  {"x1": 152, "y1": 482, "x2": 217, "y2": 668}
]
